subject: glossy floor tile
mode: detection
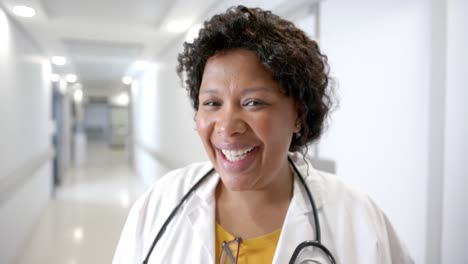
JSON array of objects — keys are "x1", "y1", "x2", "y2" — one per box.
[{"x1": 15, "y1": 142, "x2": 146, "y2": 264}]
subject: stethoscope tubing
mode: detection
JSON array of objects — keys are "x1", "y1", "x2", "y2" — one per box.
[
  {"x1": 141, "y1": 158, "x2": 336, "y2": 264},
  {"x1": 141, "y1": 168, "x2": 214, "y2": 264},
  {"x1": 288, "y1": 157, "x2": 322, "y2": 242},
  {"x1": 288, "y1": 157, "x2": 336, "y2": 264}
]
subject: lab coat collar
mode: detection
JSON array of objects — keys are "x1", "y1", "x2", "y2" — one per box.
[
  {"x1": 289, "y1": 152, "x2": 326, "y2": 212},
  {"x1": 186, "y1": 153, "x2": 325, "y2": 212},
  {"x1": 184, "y1": 154, "x2": 326, "y2": 264},
  {"x1": 185, "y1": 166, "x2": 219, "y2": 264},
  {"x1": 273, "y1": 153, "x2": 327, "y2": 263}
]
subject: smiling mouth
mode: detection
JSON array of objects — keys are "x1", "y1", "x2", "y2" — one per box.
[{"x1": 220, "y1": 147, "x2": 256, "y2": 162}]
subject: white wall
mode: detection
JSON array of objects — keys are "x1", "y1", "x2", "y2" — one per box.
[
  {"x1": 319, "y1": 1, "x2": 431, "y2": 262},
  {"x1": 442, "y1": 0, "x2": 468, "y2": 262},
  {"x1": 132, "y1": 1, "x2": 466, "y2": 263},
  {"x1": 132, "y1": 50, "x2": 206, "y2": 185},
  {"x1": 0, "y1": 7, "x2": 53, "y2": 264},
  {"x1": 425, "y1": 0, "x2": 447, "y2": 262},
  {"x1": 157, "y1": 48, "x2": 208, "y2": 167}
]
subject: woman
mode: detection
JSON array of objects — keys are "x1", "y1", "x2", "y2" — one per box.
[{"x1": 113, "y1": 6, "x2": 413, "y2": 264}]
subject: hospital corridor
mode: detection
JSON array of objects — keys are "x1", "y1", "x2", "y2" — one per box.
[
  {"x1": 0, "y1": 0, "x2": 467, "y2": 264},
  {"x1": 15, "y1": 142, "x2": 145, "y2": 264}
]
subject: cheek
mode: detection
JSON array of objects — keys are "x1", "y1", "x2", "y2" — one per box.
[
  {"x1": 253, "y1": 112, "x2": 296, "y2": 147},
  {"x1": 195, "y1": 113, "x2": 212, "y2": 141}
]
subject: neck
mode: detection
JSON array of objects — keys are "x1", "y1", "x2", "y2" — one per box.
[
  {"x1": 215, "y1": 162, "x2": 294, "y2": 238},
  {"x1": 217, "y1": 164, "x2": 294, "y2": 208}
]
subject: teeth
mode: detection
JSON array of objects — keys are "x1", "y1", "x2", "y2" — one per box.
[{"x1": 221, "y1": 147, "x2": 255, "y2": 162}]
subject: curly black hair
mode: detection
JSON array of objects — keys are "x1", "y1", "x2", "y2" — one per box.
[{"x1": 177, "y1": 5, "x2": 333, "y2": 151}]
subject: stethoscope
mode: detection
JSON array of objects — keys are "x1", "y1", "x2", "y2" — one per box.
[{"x1": 142, "y1": 157, "x2": 336, "y2": 264}]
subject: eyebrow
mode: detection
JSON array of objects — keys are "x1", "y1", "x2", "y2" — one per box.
[
  {"x1": 241, "y1": 87, "x2": 272, "y2": 95},
  {"x1": 199, "y1": 88, "x2": 218, "y2": 95},
  {"x1": 199, "y1": 86, "x2": 273, "y2": 95}
]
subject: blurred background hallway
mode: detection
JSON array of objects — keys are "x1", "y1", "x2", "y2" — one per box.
[
  {"x1": 15, "y1": 141, "x2": 145, "y2": 264},
  {"x1": 0, "y1": 0, "x2": 467, "y2": 263}
]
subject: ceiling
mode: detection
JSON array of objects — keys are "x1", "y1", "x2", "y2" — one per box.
[
  {"x1": 0, "y1": 0, "x2": 220, "y2": 84},
  {"x1": 0, "y1": 0, "x2": 317, "y2": 86}
]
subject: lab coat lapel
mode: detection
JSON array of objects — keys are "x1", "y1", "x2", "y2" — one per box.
[
  {"x1": 185, "y1": 170, "x2": 219, "y2": 264},
  {"x1": 273, "y1": 157, "x2": 326, "y2": 264}
]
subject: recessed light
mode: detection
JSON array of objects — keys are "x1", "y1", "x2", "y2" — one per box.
[
  {"x1": 116, "y1": 93, "x2": 129, "y2": 106},
  {"x1": 49, "y1": 74, "x2": 60, "y2": 82},
  {"x1": 73, "y1": 227, "x2": 84, "y2": 242},
  {"x1": 122, "y1": 76, "x2": 132, "y2": 85},
  {"x1": 73, "y1": 89, "x2": 83, "y2": 103},
  {"x1": 51, "y1": 56, "x2": 67, "y2": 66},
  {"x1": 111, "y1": 92, "x2": 130, "y2": 106},
  {"x1": 120, "y1": 191, "x2": 130, "y2": 208},
  {"x1": 167, "y1": 20, "x2": 191, "y2": 33},
  {"x1": 133, "y1": 60, "x2": 149, "y2": 68},
  {"x1": 12, "y1": 5, "x2": 36, "y2": 18},
  {"x1": 66, "y1": 74, "x2": 77, "y2": 83},
  {"x1": 186, "y1": 24, "x2": 203, "y2": 43}
]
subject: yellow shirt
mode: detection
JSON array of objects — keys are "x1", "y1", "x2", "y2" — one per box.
[{"x1": 215, "y1": 224, "x2": 281, "y2": 264}]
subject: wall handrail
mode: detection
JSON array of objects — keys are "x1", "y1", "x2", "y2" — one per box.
[{"x1": 0, "y1": 148, "x2": 54, "y2": 205}]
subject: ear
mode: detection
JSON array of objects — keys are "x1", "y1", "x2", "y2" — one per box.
[
  {"x1": 294, "y1": 105, "x2": 302, "y2": 133},
  {"x1": 294, "y1": 119, "x2": 301, "y2": 133}
]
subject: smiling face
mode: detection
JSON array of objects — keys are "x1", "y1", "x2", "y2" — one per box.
[{"x1": 196, "y1": 49, "x2": 300, "y2": 191}]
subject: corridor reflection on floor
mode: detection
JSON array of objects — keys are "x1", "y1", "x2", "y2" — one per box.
[{"x1": 15, "y1": 142, "x2": 146, "y2": 264}]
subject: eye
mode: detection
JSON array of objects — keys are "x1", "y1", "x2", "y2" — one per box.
[
  {"x1": 243, "y1": 99, "x2": 267, "y2": 108},
  {"x1": 201, "y1": 100, "x2": 221, "y2": 107}
]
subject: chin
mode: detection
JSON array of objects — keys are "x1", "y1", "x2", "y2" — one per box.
[{"x1": 219, "y1": 174, "x2": 255, "y2": 192}]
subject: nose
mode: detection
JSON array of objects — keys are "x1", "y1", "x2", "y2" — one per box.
[{"x1": 215, "y1": 105, "x2": 247, "y2": 137}]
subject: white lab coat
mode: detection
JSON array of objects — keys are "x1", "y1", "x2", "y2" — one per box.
[{"x1": 113, "y1": 154, "x2": 414, "y2": 264}]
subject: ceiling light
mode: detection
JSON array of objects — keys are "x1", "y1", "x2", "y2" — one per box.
[
  {"x1": 67, "y1": 259, "x2": 78, "y2": 264},
  {"x1": 111, "y1": 92, "x2": 130, "y2": 106},
  {"x1": 49, "y1": 74, "x2": 60, "y2": 82},
  {"x1": 51, "y1": 56, "x2": 67, "y2": 66},
  {"x1": 120, "y1": 191, "x2": 130, "y2": 208},
  {"x1": 133, "y1": 60, "x2": 158, "y2": 71},
  {"x1": 167, "y1": 20, "x2": 191, "y2": 33},
  {"x1": 0, "y1": 10, "x2": 11, "y2": 53},
  {"x1": 133, "y1": 60, "x2": 150, "y2": 69},
  {"x1": 116, "y1": 93, "x2": 129, "y2": 106},
  {"x1": 73, "y1": 89, "x2": 83, "y2": 103},
  {"x1": 122, "y1": 76, "x2": 132, "y2": 85},
  {"x1": 73, "y1": 227, "x2": 84, "y2": 242},
  {"x1": 186, "y1": 24, "x2": 203, "y2": 43},
  {"x1": 66, "y1": 74, "x2": 77, "y2": 83},
  {"x1": 12, "y1": 5, "x2": 36, "y2": 18}
]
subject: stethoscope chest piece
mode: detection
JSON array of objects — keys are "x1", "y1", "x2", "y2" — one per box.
[{"x1": 289, "y1": 239, "x2": 336, "y2": 263}]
